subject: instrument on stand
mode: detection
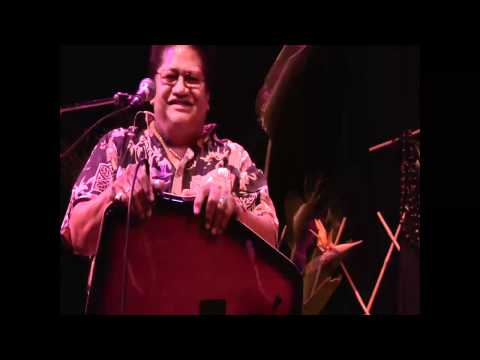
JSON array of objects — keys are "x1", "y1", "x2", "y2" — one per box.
[{"x1": 85, "y1": 193, "x2": 303, "y2": 315}]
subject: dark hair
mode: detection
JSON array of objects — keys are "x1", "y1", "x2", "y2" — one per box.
[{"x1": 149, "y1": 45, "x2": 216, "y2": 92}]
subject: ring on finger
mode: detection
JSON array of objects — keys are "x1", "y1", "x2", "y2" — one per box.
[
  {"x1": 217, "y1": 197, "x2": 226, "y2": 209},
  {"x1": 114, "y1": 190, "x2": 125, "y2": 202}
]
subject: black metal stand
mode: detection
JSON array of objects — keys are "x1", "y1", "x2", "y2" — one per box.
[
  {"x1": 59, "y1": 92, "x2": 133, "y2": 160},
  {"x1": 60, "y1": 92, "x2": 131, "y2": 115}
]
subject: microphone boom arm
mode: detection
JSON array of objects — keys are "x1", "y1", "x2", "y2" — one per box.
[
  {"x1": 60, "y1": 92, "x2": 131, "y2": 116},
  {"x1": 60, "y1": 78, "x2": 155, "y2": 160}
]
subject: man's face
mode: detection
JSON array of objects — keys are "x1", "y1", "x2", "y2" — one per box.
[{"x1": 152, "y1": 45, "x2": 210, "y2": 138}]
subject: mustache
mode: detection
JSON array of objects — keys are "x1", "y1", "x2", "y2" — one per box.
[{"x1": 168, "y1": 98, "x2": 193, "y2": 106}]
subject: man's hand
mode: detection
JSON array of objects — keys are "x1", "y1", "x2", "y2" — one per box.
[
  {"x1": 111, "y1": 163, "x2": 166, "y2": 220},
  {"x1": 193, "y1": 182, "x2": 238, "y2": 235}
]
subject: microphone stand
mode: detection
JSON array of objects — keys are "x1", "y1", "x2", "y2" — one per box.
[
  {"x1": 60, "y1": 92, "x2": 131, "y2": 115},
  {"x1": 60, "y1": 92, "x2": 133, "y2": 160}
]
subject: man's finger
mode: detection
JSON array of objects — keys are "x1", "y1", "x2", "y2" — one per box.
[
  {"x1": 138, "y1": 166, "x2": 154, "y2": 203},
  {"x1": 205, "y1": 186, "x2": 221, "y2": 230},
  {"x1": 211, "y1": 197, "x2": 227, "y2": 235},
  {"x1": 218, "y1": 197, "x2": 235, "y2": 234},
  {"x1": 193, "y1": 185, "x2": 209, "y2": 216}
]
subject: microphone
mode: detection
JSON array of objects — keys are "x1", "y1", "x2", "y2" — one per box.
[{"x1": 129, "y1": 78, "x2": 156, "y2": 106}]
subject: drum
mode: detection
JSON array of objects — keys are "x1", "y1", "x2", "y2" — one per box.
[{"x1": 85, "y1": 193, "x2": 302, "y2": 315}]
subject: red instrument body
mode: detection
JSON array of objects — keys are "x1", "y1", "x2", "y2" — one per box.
[{"x1": 85, "y1": 194, "x2": 302, "y2": 315}]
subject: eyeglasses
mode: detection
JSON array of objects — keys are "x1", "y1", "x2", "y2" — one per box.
[{"x1": 157, "y1": 70, "x2": 204, "y2": 89}]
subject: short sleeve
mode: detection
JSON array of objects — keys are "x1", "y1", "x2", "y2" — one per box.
[
  {"x1": 60, "y1": 128, "x2": 127, "y2": 247},
  {"x1": 227, "y1": 141, "x2": 279, "y2": 240}
]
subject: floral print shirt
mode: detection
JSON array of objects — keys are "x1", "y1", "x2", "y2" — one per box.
[{"x1": 61, "y1": 114, "x2": 279, "y2": 248}]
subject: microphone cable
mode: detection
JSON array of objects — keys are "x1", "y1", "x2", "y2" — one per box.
[
  {"x1": 60, "y1": 105, "x2": 131, "y2": 160},
  {"x1": 120, "y1": 158, "x2": 150, "y2": 314}
]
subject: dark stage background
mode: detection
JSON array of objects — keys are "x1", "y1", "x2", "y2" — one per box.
[{"x1": 60, "y1": 45, "x2": 419, "y2": 315}]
